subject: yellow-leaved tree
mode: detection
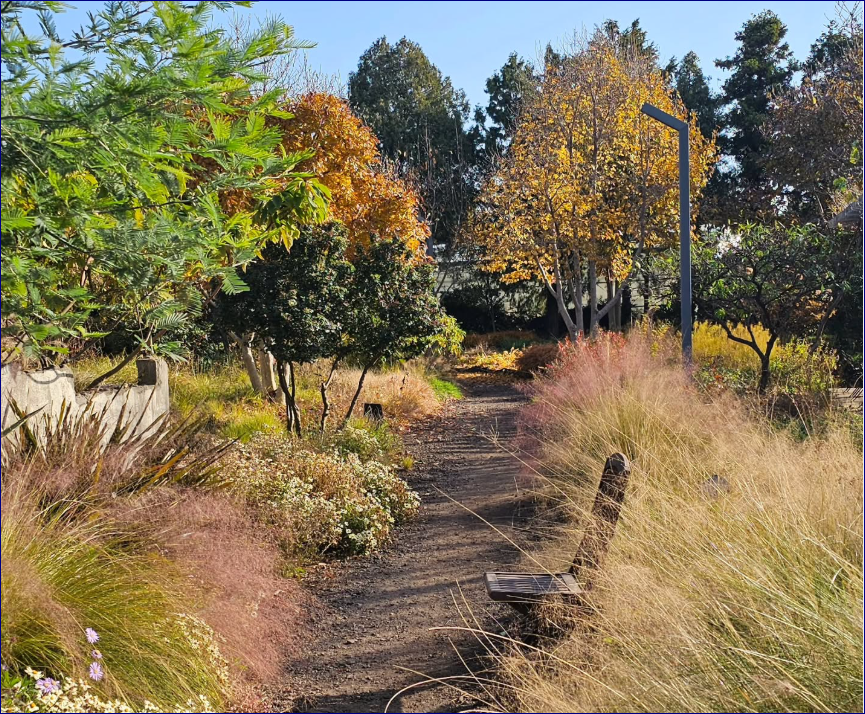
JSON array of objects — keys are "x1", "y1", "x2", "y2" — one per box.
[{"x1": 469, "y1": 31, "x2": 716, "y2": 339}]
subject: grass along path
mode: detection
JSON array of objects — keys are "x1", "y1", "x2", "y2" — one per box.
[{"x1": 276, "y1": 381, "x2": 530, "y2": 713}]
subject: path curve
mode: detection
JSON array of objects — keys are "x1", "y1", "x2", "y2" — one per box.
[{"x1": 279, "y1": 381, "x2": 530, "y2": 713}]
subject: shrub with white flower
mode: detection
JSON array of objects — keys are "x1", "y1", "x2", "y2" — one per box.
[
  {"x1": 1, "y1": 669, "x2": 214, "y2": 713},
  {"x1": 173, "y1": 615, "x2": 230, "y2": 689},
  {"x1": 225, "y1": 433, "x2": 420, "y2": 558},
  {"x1": 331, "y1": 425, "x2": 386, "y2": 462}
]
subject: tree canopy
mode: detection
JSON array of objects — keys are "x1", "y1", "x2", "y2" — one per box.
[
  {"x1": 468, "y1": 30, "x2": 716, "y2": 340},
  {"x1": 668, "y1": 51, "x2": 722, "y2": 140},
  {"x1": 763, "y1": 12, "x2": 864, "y2": 222},
  {"x1": 342, "y1": 238, "x2": 461, "y2": 424},
  {"x1": 693, "y1": 223, "x2": 854, "y2": 391},
  {"x1": 348, "y1": 36, "x2": 477, "y2": 248},
  {"x1": 714, "y1": 10, "x2": 797, "y2": 220},
  {"x1": 273, "y1": 92, "x2": 429, "y2": 254},
  {"x1": 1, "y1": 0, "x2": 328, "y2": 364},
  {"x1": 477, "y1": 53, "x2": 537, "y2": 158},
  {"x1": 215, "y1": 224, "x2": 352, "y2": 434}
]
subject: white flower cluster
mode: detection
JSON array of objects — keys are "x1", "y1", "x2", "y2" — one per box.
[
  {"x1": 332, "y1": 425, "x2": 385, "y2": 462},
  {"x1": 225, "y1": 433, "x2": 419, "y2": 557},
  {"x1": 173, "y1": 615, "x2": 230, "y2": 688},
  {"x1": 0, "y1": 669, "x2": 213, "y2": 713}
]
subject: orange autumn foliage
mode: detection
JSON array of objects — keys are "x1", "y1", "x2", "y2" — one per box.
[{"x1": 272, "y1": 93, "x2": 429, "y2": 254}]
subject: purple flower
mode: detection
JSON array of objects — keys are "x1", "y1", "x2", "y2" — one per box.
[
  {"x1": 91, "y1": 649, "x2": 102, "y2": 660},
  {"x1": 88, "y1": 661, "x2": 104, "y2": 682},
  {"x1": 35, "y1": 678, "x2": 60, "y2": 695},
  {"x1": 84, "y1": 628, "x2": 99, "y2": 644}
]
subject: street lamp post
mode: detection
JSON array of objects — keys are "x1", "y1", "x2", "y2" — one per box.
[{"x1": 640, "y1": 102, "x2": 692, "y2": 363}]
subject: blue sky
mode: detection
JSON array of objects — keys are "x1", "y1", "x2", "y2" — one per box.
[{"x1": 35, "y1": 1, "x2": 839, "y2": 108}]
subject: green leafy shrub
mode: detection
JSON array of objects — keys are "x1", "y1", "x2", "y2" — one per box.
[
  {"x1": 770, "y1": 340, "x2": 838, "y2": 394},
  {"x1": 692, "y1": 322, "x2": 837, "y2": 396}
]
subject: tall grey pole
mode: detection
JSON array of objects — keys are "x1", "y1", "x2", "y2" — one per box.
[
  {"x1": 640, "y1": 103, "x2": 692, "y2": 364},
  {"x1": 678, "y1": 125, "x2": 692, "y2": 363}
]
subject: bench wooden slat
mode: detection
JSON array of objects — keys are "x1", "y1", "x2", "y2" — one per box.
[{"x1": 484, "y1": 571, "x2": 582, "y2": 603}]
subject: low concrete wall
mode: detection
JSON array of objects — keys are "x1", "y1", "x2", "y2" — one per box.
[{"x1": 1, "y1": 358, "x2": 169, "y2": 448}]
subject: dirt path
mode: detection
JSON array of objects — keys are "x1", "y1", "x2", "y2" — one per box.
[{"x1": 278, "y1": 381, "x2": 530, "y2": 713}]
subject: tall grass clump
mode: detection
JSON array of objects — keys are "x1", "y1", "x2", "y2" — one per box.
[
  {"x1": 507, "y1": 331, "x2": 863, "y2": 713},
  {"x1": 0, "y1": 410, "x2": 235, "y2": 709},
  {"x1": 1, "y1": 488, "x2": 228, "y2": 710}
]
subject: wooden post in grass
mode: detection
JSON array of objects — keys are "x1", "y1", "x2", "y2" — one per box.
[{"x1": 570, "y1": 452, "x2": 631, "y2": 585}]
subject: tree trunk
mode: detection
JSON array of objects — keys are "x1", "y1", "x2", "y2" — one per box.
[
  {"x1": 609, "y1": 277, "x2": 619, "y2": 331},
  {"x1": 536, "y1": 257, "x2": 579, "y2": 341},
  {"x1": 544, "y1": 289, "x2": 560, "y2": 338},
  {"x1": 588, "y1": 260, "x2": 599, "y2": 337},
  {"x1": 642, "y1": 271, "x2": 651, "y2": 318},
  {"x1": 276, "y1": 358, "x2": 294, "y2": 434},
  {"x1": 276, "y1": 359, "x2": 302, "y2": 436},
  {"x1": 572, "y1": 252, "x2": 584, "y2": 337},
  {"x1": 343, "y1": 362, "x2": 372, "y2": 427},
  {"x1": 319, "y1": 358, "x2": 340, "y2": 432},
  {"x1": 758, "y1": 354, "x2": 771, "y2": 394},
  {"x1": 287, "y1": 361, "x2": 301, "y2": 435},
  {"x1": 256, "y1": 343, "x2": 280, "y2": 402},
  {"x1": 572, "y1": 292, "x2": 584, "y2": 338},
  {"x1": 229, "y1": 331, "x2": 264, "y2": 395},
  {"x1": 758, "y1": 335, "x2": 778, "y2": 394},
  {"x1": 555, "y1": 280, "x2": 578, "y2": 342}
]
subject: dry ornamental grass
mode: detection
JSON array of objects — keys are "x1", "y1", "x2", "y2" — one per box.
[{"x1": 501, "y1": 331, "x2": 862, "y2": 713}]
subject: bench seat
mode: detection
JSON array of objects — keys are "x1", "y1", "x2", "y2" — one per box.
[{"x1": 483, "y1": 571, "x2": 582, "y2": 603}]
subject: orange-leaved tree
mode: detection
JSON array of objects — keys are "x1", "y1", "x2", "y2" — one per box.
[
  {"x1": 468, "y1": 30, "x2": 716, "y2": 340},
  {"x1": 272, "y1": 93, "x2": 430, "y2": 254}
]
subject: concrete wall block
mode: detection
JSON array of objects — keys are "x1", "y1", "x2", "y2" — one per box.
[{"x1": 1, "y1": 359, "x2": 170, "y2": 449}]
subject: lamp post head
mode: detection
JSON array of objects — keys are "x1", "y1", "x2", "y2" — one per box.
[{"x1": 641, "y1": 102, "x2": 688, "y2": 132}]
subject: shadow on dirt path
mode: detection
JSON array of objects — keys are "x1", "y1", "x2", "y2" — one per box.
[{"x1": 278, "y1": 380, "x2": 532, "y2": 713}]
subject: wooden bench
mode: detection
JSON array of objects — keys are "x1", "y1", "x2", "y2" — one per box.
[
  {"x1": 484, "y1": 571, "x2": 582, "y2": 603},
  {"x1": 484, "y1": 452, "x2": 631, "y2": 609}
]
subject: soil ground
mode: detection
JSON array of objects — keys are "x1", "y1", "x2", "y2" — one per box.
[{"x1": 276, "y1": 380, "x2": 532, "y2": 713}]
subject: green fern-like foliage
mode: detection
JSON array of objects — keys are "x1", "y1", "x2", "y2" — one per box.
[{"x1": 1, "y1": 1, "x2": 328, "y2": 363}]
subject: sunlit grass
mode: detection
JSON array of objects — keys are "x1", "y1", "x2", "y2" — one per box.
[
  {"x1": 428, "y1": 376, "x2": 464, "y2": 401},
  {"x1": 1, "y1": 488, "x2": 227, "y2": 709}
]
